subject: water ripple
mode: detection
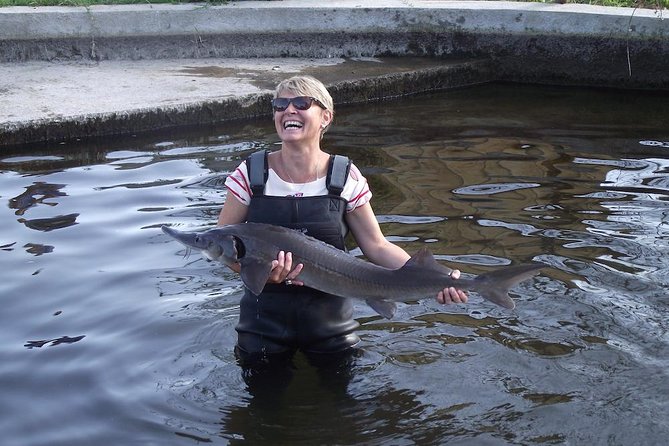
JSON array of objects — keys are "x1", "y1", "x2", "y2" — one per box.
[
  {"x1": 453, "y1": 182, "x2": 541, "y2": 196},
  {"x1": 2, "y1": 84, "x2": 669, "y2": 445}
]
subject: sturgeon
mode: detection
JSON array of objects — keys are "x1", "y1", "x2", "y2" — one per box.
[{"x1": 162, "y1": 223, "x2": 544, "y2": 319}]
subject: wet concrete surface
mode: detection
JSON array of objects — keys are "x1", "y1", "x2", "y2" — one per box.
[{"x1": 0, "y1": 57, "x2": 493, "y2": 147}]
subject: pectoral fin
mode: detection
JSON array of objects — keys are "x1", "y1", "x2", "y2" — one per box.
[
  {"x1": 239, "y1": 259, "x2": 274, "y2": 296},
  {"x1": 366, "y1": 299, "x2": 397, "y2": 319}
]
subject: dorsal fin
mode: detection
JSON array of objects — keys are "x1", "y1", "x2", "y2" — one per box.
[{"x1": 403, "y1": 247, "x2": 453, "y2": 275}]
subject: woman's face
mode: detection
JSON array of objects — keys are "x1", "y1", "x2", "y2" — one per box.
[{"x1": 273, "y1": 90, "x2": 332, "y2": 145}]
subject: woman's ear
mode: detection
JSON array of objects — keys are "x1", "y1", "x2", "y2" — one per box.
[{"x1": 321, "y1": 109, "x2": 334, "y2": 128}]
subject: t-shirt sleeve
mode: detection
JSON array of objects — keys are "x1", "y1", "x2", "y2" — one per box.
[
  {"x1": 343, "y1": 162, "x2": 372, "y2": 212},
  {"x1": 224, "y1": 160, "x2": 252, "y2": 206}
]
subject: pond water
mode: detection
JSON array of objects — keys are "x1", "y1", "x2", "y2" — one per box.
[{"x1": 1, "y1": 83, "x2": 668, "y2": 445}]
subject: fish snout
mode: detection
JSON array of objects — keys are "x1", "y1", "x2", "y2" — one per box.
[{"x1": 161, "y1": 225, "x2": 209, "y2": 249}]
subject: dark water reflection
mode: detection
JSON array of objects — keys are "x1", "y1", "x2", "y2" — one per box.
[{"x1": 1, "y1": 84, "x2": 668, "y2": 445}]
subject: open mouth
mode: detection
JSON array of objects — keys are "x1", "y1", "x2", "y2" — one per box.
[{"x1": 283, "y1": 120, "x2": 304, "y2": 130}]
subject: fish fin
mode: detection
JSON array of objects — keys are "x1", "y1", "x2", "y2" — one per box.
[
  {"x1": 239, "y1": 259, "x2": 274, "y2": 296},
  {"x1": 472, "y1": 263, "x2": 545, "y2": 309},
  {"x1": 366, "y1": 299, "x2": 397, "y2": 319},
  {"x1": 403, "y1": 247, "x2": 453, "y2": 275}
]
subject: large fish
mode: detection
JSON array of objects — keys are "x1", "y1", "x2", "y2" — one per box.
[{"x1": 162, "y1": 223, "x2": 544, "y2": 318}]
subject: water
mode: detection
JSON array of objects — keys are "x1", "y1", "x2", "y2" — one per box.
[{"x1": 1, "y1": 83, "x2": 668, "y2": 445}]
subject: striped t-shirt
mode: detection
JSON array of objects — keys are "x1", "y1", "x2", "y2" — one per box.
[{"x1": 224, "y1": 159, "x2": 372, "y2": 213}]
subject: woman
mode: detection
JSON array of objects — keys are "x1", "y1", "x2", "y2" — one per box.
[{"x1": 218, "y1": 75, "x2": 467, "y2": 369}]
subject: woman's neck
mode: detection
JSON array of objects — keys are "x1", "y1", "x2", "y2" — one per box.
[{"x1": 274, "y1": 147, "x2": 326, "y2": 184}]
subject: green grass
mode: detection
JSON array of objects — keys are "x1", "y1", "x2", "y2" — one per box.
[
  {"x1": 589, "y1": 0, "x2": 669, "y2": 7},
  {"x1": 0, "y1": 0, "x2": 667, "y2": 8},
  {"x1": 0, "y1": 0, "x2": 227, "y2": 6}
]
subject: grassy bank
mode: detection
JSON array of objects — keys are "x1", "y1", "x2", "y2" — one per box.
[
  {"x1": 0, "y1": 0, "x2": 667, "y2": 9},
  {"x1": 0, "y1": 0, "x2": 185, "y2": 5}
]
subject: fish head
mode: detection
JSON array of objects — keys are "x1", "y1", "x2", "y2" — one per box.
[
  {"x1": 161, "y1": 226, "x2": 241, "y2": 267},
  {"x1": 163, "y1": 224, "x2": 281, "y2": 296}
]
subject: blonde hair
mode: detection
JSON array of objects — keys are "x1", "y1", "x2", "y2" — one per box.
[{"x1": 274, "y1": 75, "x2": 334, "y2": 111}]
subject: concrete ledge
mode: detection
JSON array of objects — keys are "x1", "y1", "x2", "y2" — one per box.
[
  {"x1": 1, "y1": 1, "x2": 668, "y2": 147},
  {"x1": 1, "y1": 3, "x2": 666, "y2": 41},
  {"x1": 1, "y1": 2, "x2": 667, "y2": 89},
  {"x1": 0, "y1": 57, "x2": 494, "y2": 147}
]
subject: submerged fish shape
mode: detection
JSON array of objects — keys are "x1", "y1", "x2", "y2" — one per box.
[{"x1": 162, "y1": 222, "x2": 544, "y2": 319}]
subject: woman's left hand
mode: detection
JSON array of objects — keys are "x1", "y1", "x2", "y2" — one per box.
[
  {"x1": 268, "y1": 250, "x2": 304, "y2": 286},
  {"x1": 436, "y1": 269, "x2": 468, "y2": 304}
]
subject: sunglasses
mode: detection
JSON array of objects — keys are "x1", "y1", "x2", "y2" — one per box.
[{"x1": 271, "y1": 96, "x2": 326, "y2": 112}]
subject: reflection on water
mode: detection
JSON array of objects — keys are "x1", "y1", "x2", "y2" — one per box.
[
  {"x1": 24, "y1": 334, "x2": 86, "y2": 349},
  {"x1": 18, "y1": 212, "x2": 80, "y2": 232},
  {"x1": 1, "y1": 84, "x2": 668, "y2": 445},
  {"x1": 9, "y1": 182, "x2": 67, "y2": 216}
]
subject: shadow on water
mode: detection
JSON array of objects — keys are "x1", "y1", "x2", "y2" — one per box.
[{"x1": 1, "y1": 83, "x2": 669, "y2": 445}]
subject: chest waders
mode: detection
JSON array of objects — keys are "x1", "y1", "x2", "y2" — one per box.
[{"x1": 235, "y1": 150, "x2": 361, "y2": 363}]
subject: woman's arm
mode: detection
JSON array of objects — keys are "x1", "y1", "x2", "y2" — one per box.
[
  {"x1": 346, "y1": 202, "x2": 468, "y2": 305},
  {"x1": 217, "y1": 193, "x2": 249, "y2": 226},
  {"x1": 345, "y1": 202, "x2": 410, "y2": 269}
]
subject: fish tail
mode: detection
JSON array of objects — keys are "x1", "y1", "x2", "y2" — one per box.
[{"x1": 470, "y1": 263, "x2": 544, "y2": 309}]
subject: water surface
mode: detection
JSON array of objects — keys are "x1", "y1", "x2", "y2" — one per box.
[{"x1": 1, "y1": 83, "x2": 668, "y2": 445}]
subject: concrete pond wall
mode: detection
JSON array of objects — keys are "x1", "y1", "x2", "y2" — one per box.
[{"x1": 0, "y1": 1, "x2": 668, "y2": 146}]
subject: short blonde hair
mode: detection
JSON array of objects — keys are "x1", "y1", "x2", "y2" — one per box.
[{"x1": 274, "y1": 75, "x2": 334, "y2": 112}]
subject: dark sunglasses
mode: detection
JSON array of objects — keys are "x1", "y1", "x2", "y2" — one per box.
[{"x1": 271, "y1": 96, "x2": 326, "y2": 112}]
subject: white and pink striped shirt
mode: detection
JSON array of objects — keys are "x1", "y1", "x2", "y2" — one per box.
[{"x1": 225, "y1": 160, "x2": 372, "y2": 213}]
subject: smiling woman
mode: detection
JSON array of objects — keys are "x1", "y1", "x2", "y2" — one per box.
[{"x1": 214, "y1": 75, "x2": 468, "y2": 394}]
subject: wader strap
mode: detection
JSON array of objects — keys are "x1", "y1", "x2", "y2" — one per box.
[
  {"x1": 326, "y1": 155, "x2": 351, "y2": 196},
  {"x1": 248, "y1": 150, "x2": 349, "y2": 197},
  {"x1": 247, "y1": 150, "x2": 269, "y2": 196}
]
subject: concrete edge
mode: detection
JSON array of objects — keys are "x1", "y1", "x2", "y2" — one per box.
[
  {"x1": 0, "y1": 59, "x2": 494, "y2": 147},
  {"x1": 1, "y1": 2, "x2": 668, "y2": 147},
  {"x1": 0, "y1": 3, "x2": 666, "y2": 40}
]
